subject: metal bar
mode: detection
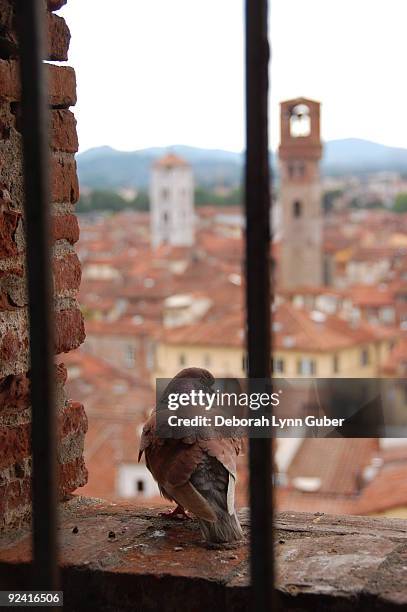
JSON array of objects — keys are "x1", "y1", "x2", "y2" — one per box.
[
  {"x1": 244, "y1": 0, "x2": 274, "y2": 610},
  {"x1": 17, "y1": 0, "x2": 58, "y2": 592}
]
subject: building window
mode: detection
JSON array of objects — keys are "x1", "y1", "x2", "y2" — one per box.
[
  {"x1": 146, "y1": 341, "x2": 155, "y2": 370},
  {"x1": 242, "y1": 354, "x2": 248, "y2": 373},
  {"x1": 273, "y1": 358, "x2": 285, "y2": 374},
  {"x1": 179, "y1": 353, "x2": 186, "y2": 366},
  {"x1": 161, "y1": 188, "x2": 169, "y2": 200},
  {"x1": 297, "y1": 358, "x2": 316, "y2": 376},
  {"x1": 288, "y1": 161, "x2": 306, "y2": 179},
  {"x1": 333, "y1": 354, "x2": 339, "y2": 374},
  {"x1": 360, "y1": 348, "x2": 370, "y2": 367},
  {"x1": 293, "y1": 200, "x2": 302, "y2": 218},
  {"x1": 125, "y1": 344, "x2": 136, "y2": 368},
  {"x1": 381, "y1": 307, "x2": 395, "y2": 324},
  {"x1": 135, "y1": 479, "x2": 145, "y2": 494}
]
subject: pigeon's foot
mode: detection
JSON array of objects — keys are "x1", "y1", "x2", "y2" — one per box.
[{"x1": 159, "y1": 505, "x2": 190, "y2": 520}]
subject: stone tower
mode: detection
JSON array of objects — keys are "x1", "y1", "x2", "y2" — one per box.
[
  {"x1": 150, "y1": 153, "x2": 195, "y2": 248},
  {"x1": 279, "y1": 98, "x2": 323, "y2": 288}
]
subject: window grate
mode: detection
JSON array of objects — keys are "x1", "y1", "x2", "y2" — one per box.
[
  {"x1": 19, "y1": 0, "x2": 274, "y2": 606},
  {"x1": 17, "y1": 0, "x2": 59, "y2": 595},
  {"x1": 245, "y1": 0, "x2": 274, "y2": 609}
]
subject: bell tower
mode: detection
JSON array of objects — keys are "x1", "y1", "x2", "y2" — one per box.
[
  {"x1": 150, "y1": 153, "x2": 195, "y2": 249},
  {"x1": 279, "y1": 98, "x2": 323, "y2": 288}
]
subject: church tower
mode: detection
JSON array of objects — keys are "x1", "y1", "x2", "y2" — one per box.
[
  {"x1": 150, "y1": 153, "x2": 195, "y2": 249},
  {"x1": 279, "y1": 98, "x2": 323, "y2": 288}
]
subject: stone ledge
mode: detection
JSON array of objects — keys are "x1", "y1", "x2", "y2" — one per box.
[{"x1": 0, "y1": 497, "x2": 407, "y2": 611}]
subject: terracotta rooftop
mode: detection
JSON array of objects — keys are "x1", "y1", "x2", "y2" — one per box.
[
  {"x1": 163, "y1": 310, "x2": 244, "y2": 348},
  {"x1": 154, "y1": 152, "x2": 189, "y2": 169},
  {"x1": 160, "y1": 301, "x2": 395, "y2": 351},
  {"x1": 273, "y1": 303, "x2": 395, "y2": 352},
  {"x1": 280, "y1": 439, "x2": 407, "y2": 516},
  {"x1": 348, "y1": 284, "x2": 394, "y2": 307},
  {"x1": 287, "y1": 438, "x2": 378, "y2": 496}
]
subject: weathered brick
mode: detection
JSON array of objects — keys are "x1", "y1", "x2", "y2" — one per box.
[
  {"x1": 56, "y1": 362, "x2": 67, "y2": 384},
  {"x1": 0, "y1": 422, "x2": 31, "y2": 469},
  {"x1": 0, "y1": 1, "x2": 17, "y2": 60},
  {"x1": 0, "y1": 1, "x2": 86, "y2": 531},
  {"x1": 0, "y1": 4, "x2": 69, "y2": 61},
  {"x1": 59, "y1": 400, "x2": 87, "y2": 438},
  {"x1": 0, "y1": 61, "x2": 76, "y2": 107},
  {"x1": 0, "y1": 268, "x2": 26, "y2": 309},
  {"x1": 48, "y1": 64, "x2": 76, "y2": 107},
  {"x1": 0, "y1": 330, "x2": 21, "y2": 362},
  {"x1": 0, "y1": 103, "x2": 15, "y2": 139},
  {"x1": 47, "y1": 12, "x2": 70, "y2": 62},
  {"x1": 51, "y1": 154, "x2": 79, "y2": 203},
  {"x1": 55, "y1": 307, "x2": 85, "y2": 354},
  {"x1": 0, "y1": 60, "x2": 17, "y2": 100},
  {"x1": 52, "y1": 213, "x2": 80, "y2": 244},
  {"x1": 0, "y1": 290, "x2": 14, "y2": 309},
  {"x1": 0, "y1": 374, "x2": 30, "y2": 414},
  {"x1": 59, "y1": 456, "x2": 88, "y2": 497},
  {"x1": 0, "y1": 365, "x2": 67, "y2": 416},
  {"x1": 0, "y1": 477, "x2": 31, "y2": 515},
  {"x1": 0, "y1": 312, "x2": 29, "y2": 377},
  {"x1": 50, "y1": 109, "x2": 78, "y2": 153},
  {"x1": 53, "y1": 253, "x2": 81, "y2": 294},
  {"x1": 0, "y1": 0, "x2": 14, "y2": 31},
  {"x1": 0, "y1": 189, "x2": 21, "y2": 259}
]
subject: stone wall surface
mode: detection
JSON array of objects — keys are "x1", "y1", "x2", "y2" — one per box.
[
  {"x1": 1, "y1": 503, "x2": 406, "y2": 611},
  {"x1": 0, "y1": 0, "x2": 87, "y2": 531}
]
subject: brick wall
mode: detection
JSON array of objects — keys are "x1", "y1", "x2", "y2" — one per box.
[{"x1": 0, "y1": 0, "x2": 87, "y2": 531}]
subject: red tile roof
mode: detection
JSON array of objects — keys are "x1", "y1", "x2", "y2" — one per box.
[
  {"x1": 278, "y1": 439, "x2": 407, "y2": 515},
  {"x1": 287, "y1": 438, "x2": 378, "y2": 495},
  {"x1": 273, "y1": 303, "x2": 395, "y2": 352},
  {"x1": 154, "y1": 153, "x2": 189, "y2": 168}
]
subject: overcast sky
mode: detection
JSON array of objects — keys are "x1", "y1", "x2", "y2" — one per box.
[{"x1": 60, "y1": 0, "x2": 407, "y2": 153}]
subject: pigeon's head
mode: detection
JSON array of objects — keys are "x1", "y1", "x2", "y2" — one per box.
[
  {"x1": 157, "y1": 368, "x2": 216, "y2": 410},
  {"x1": 174, "y1": 367, "x2": 215, "y2": 387}
]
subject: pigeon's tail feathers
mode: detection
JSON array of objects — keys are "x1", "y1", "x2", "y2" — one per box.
[
  {"x1": 166, "y1": 481, "x2": 217, "y2": 523},
  {"x1": 227, "y1": 471, "x2": 235, "y2": 515},
  {"x1": 190, "y1": 454, "x2": 243, "y2": 543},
  {"x1": 198, "y1": 510, "x2": 243, "y2": 544}
]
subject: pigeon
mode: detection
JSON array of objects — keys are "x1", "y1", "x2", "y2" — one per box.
[{"x1": 139, "y1": 367, "x2": 243, "y2": 544}]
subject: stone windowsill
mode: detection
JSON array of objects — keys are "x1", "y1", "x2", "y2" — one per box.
[{"x1": 0, "y1": 496, "x2": 407, "y2": 611}]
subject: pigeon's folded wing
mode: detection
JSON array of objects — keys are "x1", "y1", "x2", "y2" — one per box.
[{"x1": 143, "y1": 428, "x2": 217, "y2": 522}]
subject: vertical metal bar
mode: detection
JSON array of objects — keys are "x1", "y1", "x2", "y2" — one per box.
[
  {"x1": 244, "y1": 0, "x2": 274, "y2": 610},
  {"x1": 17, "y1": 0, "x2": 58, "y2": 591}
]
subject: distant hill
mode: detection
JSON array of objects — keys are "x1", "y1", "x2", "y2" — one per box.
[
  {"x1": 323, "y1": 139, "x2": 407, "y2": 175},
  {"x1": 77, "y1": 139, "x2": 407, "y2": 190},
  {"x1": 77, "y1": 145, "x2": 242, "y2": 191}
]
